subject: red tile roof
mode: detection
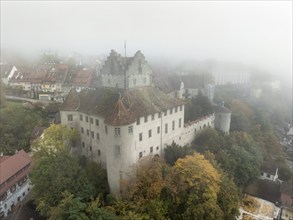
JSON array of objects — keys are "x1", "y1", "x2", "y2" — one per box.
[{"x1": 0, "y1": 150, "x2": 32, "y2": 185}]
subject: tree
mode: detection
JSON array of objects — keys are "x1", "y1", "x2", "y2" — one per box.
[
  {"x1": 167, "y1": 153, "x2": 223, "y2": 220},
  {"x1": 30, "y1": 152, "x2": 95, "y2": 217},
  {"x1": 32, "y1": 124, "x2": 79, "y2": 156},
  {"x1": 184, "y1": 92, "x2": 214, "y2": 122},
  {"x1": 121, "y1": 157, "x2": 169, "y2": 220},
  {"x1": 193, "y1": 129, "x2": 262, "y2": 187},
  {"x1": 0, "y1": 79, "x2": 5, "y2": 108},
  {"x1": 164, "y1": 142, "x2": 194, "y2": 165},
  {"x1": 0, "y1": 101, "x2": 48, "y2": 154},
  {"x1": 86, "y1": 197, "x2": 117, "y2": 220},
  {"x1": 48, "y1": 191, "x2": 89, "y2": 220}
]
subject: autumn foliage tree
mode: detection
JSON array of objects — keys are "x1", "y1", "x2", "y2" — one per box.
[{"x1": 119, "y1": 154, "x2": 240, "y2": 220}]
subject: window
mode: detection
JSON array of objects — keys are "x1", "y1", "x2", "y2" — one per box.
[
  {"x1": 108, "y1": 79, "x2": 111, "y2": 84},
  {"x1": 179, "y1": 118, "x2": 182, "y2": 128},
  {"x1": 90, "y1": 118, "x2": 93, "y2": 124},
  {"x1": 87, "y1": 129, "x2": 89, "y2": 136},
  {"x1": 172, "y1": 121, "x2": 175, "y2": 131},
  {"x1": 180, "y1": 105, "x2": 183, "y2": 111},
  {"x1": 115, "y1": 145, "x2": 121, "y2": 156},
  {"x1": 144, "y1": 116, "x2": 148, "y2": 123},
  {"x1": 133, "y1": 79, "x2": 137, "y2": 86},
  {"x1": 80, "y1": 114, "x2": 83, "y2": 121},
  {"x1": 96, "y1": 133, "x2": 100, "y2": 141},
  {"x1": 164, "y1": 111, "x2": 167, "y2": 116},
  {"x1": 82, "y1": 142, "x2": 85, "y2": 148},
  {"x1": 96, "y1": 119, "x2": 99, "y2": 126},
  {"x1": 139, "y1": 152, "x2": 143, "y2": 158},
  {"x1": 157, "y1": 126, "x2": 160, "y2": 134},
  {"x1": 139, "y1": 133, "x2": 143, "y2": 141},
  {"x1": 170, "y1": 108, "x2": 173, "y2": 114},
  {"x1": 150, "y1": 146, "x2": 153, "y2": 153},
  {"x1": 165, "y1": 123, "x2": 168, "y2": 134},
  {"x1": 143, "y1": 77, "x2": 146, "y2": 84},
  {"x1": 22, "y1": 192, "x2": 25, "y2": 197},
  {"x1": 158, "y1": 112, "x2": 161, "y2": 118},
  {"x1": 137, "y1": 118, "x2": 140, "y2": 125},
  {"x1": 151, "y1": 114, "x2": 155, "y2": 120},
  {"x1": 148, "y1": 129, "x2": 152, "y2": 138},
  {"x1": 91, "y1": 131, "x2": 94, "y2": 138},
  {"x1": 81, "y1": 127, "x2": 84, "y2": 134},
  {"x1": 98, "y1": 149, "x2": 101, "y2": 156},
  {"x1": 86, "y1": 116, "x2": 89, "y2": 122},
  {"x1": 67, "y1": 115, "x2": 73, "y2": 121},
  {"x1": 115, "y1": 127, "x2": 121, "y2": 136},
  {"x1": 105, "y1": 126, "x2": 108, "y2": 134},
  {"x1": 128, "y1": 126, "x2": 133, "y2": 134},
  {"x1": 175, "y1": 107, "x2": 178, "y2": 113},
  {"x1": 89, "y1": 146, "x2": 92, "y2": 151},
  {"x1": 156, "y1": 146, "x2": 159, "y2": 150}
]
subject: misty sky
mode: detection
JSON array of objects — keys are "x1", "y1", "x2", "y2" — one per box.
[{"x1": 1, "y1": 1, "x2": 292, "y2": 77}]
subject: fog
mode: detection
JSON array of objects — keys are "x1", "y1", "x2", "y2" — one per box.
[{"x1": 1, "y1": 1, "x2": 292, "y2": 80}]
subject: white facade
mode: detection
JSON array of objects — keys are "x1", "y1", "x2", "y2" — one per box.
[
  {"x1": 61, "y1": 104, "x2": 217, "y2": 194},
  {"x1": 100, "y1": 50, "x2": 152, "y2": 89},
  {"x1": 212, "y1": 71, "x2": 251, "y2": 85},
  {"x1": 0, "y1": 178, "x2": 30, "y2": 217},
  {"x1": 215, "y1": 111, "x2": 231, "y2": 134},
  {"x1": 259, "y1": 168, "x2": 279, "y2": 182}
]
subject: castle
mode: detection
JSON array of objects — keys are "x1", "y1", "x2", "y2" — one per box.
[{"x1": 60, "y1": 50, "x2": 230, "y2": 194}]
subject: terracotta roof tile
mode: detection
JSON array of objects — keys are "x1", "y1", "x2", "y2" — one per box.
[{"x1": 0, "y1": 150, "x2": 32, "y2": 185}]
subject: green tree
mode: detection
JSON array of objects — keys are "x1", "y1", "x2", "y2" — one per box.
[
  {"x1": 0, "y1": 79, "x2": 5, "y2": 108},
  {"x1": 32, "y1": 124, "x2": 79, "y2": 156},
  {"x1": 48, "y1": 191, "x2": 89, "y2": 220},
  {"x1": 184, "y1": 91, "x2": 214, "y2": 122},
  {"x1": 30, "y1": 152, "x2": 95, "y2": 217},
  {"x1": 193, "y1": 129, "x2": 262, "y2": 187},
  {"x1": 164, "y1": 142, "x2": 194, "y2": 165},
  {"x1": 0, "y1": 101, "x2": 48, "y2": 154},
  {"x1": 86, "y1": 197, "x2": 117, "y2": 220}
]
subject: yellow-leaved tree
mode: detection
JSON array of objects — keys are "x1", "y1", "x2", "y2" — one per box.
[
  {"x1": 167, "y1": 153, "x2": 223, "y2": 220},
  {"x1": 32, "y1": 124, "x2": 79, "y2": 156}
]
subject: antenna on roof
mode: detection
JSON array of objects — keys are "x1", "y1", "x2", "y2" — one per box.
[{"x1": 124, "y1": 40, "x2": 127, "y2": 57}]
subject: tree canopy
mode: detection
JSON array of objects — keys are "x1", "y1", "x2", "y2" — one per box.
[{"x1": 0, "y1": 101, "x2": 48, "y2": 154}]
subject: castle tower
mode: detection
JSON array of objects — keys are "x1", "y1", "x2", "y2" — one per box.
[{"x1": 214, "y1": 102, "x2": 231, "y2": 134}]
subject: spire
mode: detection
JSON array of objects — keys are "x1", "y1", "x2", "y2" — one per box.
[{"x1": 124, "y1": 40, "x2": 127, "y2": 58}]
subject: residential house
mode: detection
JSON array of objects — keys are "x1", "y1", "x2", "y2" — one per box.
[{"x1": 0, "y1": 150, "x2": 32, "y2": 218}]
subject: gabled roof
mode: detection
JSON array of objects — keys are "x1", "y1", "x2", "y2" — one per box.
[
  {"x1": 280, "y1": 181, "x2": 293, "y2": 196},
  {"x1": 0, "y1": 64, "x2": 13, "y2": 78},
  {"x1": 100, "y1": 50, "x2": 146, "y2": 76},
  {"x1": 60, "y1": 87, "x2": 185, "y2": 126},
  {"x1": 261, "y1": 162, "x2": 278, "y2": 175},
  {"x1": 245, "y1": 179, "x2": 281, "y2": 203},
  {"x1": 0, "y1": 150, "x2": 32, "y2": 185}
]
